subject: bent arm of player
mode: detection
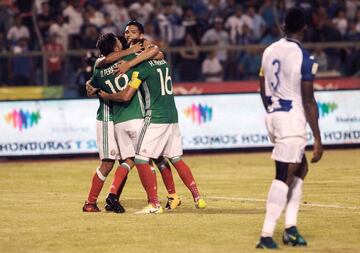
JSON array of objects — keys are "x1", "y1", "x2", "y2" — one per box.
[
  {"x1": 259, "y1": 68, "x2": 268, "y2": 111},
  {"x1": 85, "y1": 79, "x2": 100, "y2": 97},
  {"x1": 95, "y1": 42, "x2": 144, "y2": 68},
  {"x1": 115, "y1": 44, "x2": 160, "y2": 74},
  {"x1": 98, "y1": 74, "x2": 142, "y2": 102},
  {"x1": 301, "y1": 80, "x2": 323, "y2": 163}
]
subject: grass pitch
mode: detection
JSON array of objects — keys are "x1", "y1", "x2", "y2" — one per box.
[{"x1": 1, "y1": 149, "x2": 360, "y2": 253}]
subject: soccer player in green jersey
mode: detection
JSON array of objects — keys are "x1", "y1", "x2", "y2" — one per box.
[
  {"x1": 83, "y1": 33, "x2": 160, "y2": 213},
  {"x1": 99, "y1": 46, "x2": 206, "y2": 214},
  {"x1": 97, "y1": 21, "x2": 183, "y2": 211}
]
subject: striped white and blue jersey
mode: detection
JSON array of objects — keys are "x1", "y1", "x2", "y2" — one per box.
[{"x1": 259, "y1": 38, "x2": 318, "y2": 113}]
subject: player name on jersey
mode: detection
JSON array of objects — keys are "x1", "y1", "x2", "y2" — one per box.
[
  {"x1": 100, "y1": 62, "x2": 119, "y2": 77},
  {"x1": 148, "y1": 59, "x2": 166, "y2": 67}
]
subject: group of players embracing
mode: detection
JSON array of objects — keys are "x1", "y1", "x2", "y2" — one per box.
[{"x1": 82, "y1": 21, "x2": 206, "y2": 214}]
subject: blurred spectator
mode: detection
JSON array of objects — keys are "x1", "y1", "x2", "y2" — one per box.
[
  {"x1": 7, "y1": 15, "x2": 30, "y2": 45},
  {"x1": 62, "y1": 0, "x2": 83, "y2": 49},
  {"x1": 201, "y1": 50, "x2": 223, "y2": 82},
  {"x1": 80, "y1": 24, "x2": 98, "y2": 49},
  {"x1": 260, "y1": 0, "x2": 275, "y2": 28},
  {"x1": 206, "y1": 0, "x2": 222, "y2": 27},
  {"x1": 177, "y1": 33, "x2": 200, "y2": 82},
  {"x1": 8, "y1": 37, "x2": 34, "y2": 86},
  {"x1": 237, "y1": 48, "x2": 261, "y2": 80},
  {"x1": 354, "y1": 9, "x2": 360, "y2": 33},
  {"x1": 144, "y1": 22, "x2": 167, "y2": 48},
  {"x1": 101, "y1": 0, "x2": 129, "y2": 32},
  {"x1": 128, "y1": 0, "x2": 154, "y2": 25},
  {"x1": 0, "y1": 1, "x2": 14, "y2": 37},
  {"x1": 49, "y1": 14, "x2": 70, "y2": 50},
  {"x1": 201, "y1": 17, "x2": 229, "y2": 66},
  {"x1": 345, "y1": 0, "x2": 359, "y2": 20},
  {"x1": 86, "y1": 3, "x2": 105, "y2": 28},
  {"x1": 220, "y1": 0, "x2": 239, "y2": 20},
  {"x1": 260, "y1": 26, "x2": 279, "y2": 45},
  {"x1": 100, "y1": 13, "x2": 120, "y2": 35},
  {"x1": 44, "y1": 34, "x2": 64, "y2": 85},
  {"x1": 225, "y1": 7, "x2": 252, "y2": 44},
  {"x1": 228, "y1": 24, "x2": 255, "y2": 80},
  {"x1": 155, "y1": 2, "x2": 182, "y2": 45},
  {"x1": 0, "y1": 33, "x2": 9, "y2": 85},
  {"x1": 181, "y1": 7, "x2": 202, "y2": 44},
  {"x1": 37, "y1": 1, "x2": 52, "y2": 39},
  {"x1": 75, "y1": 51, "x2": 97, "y2": 97},
  {"x1": 333, "y1": 10, "x2": 348, "y2": 37},
  {"x1": 247, "y1": 6, "x2": 266, "y2": 42},
  {"x1": 313, "y1": 47, "x2": 328, "y2": 71}
]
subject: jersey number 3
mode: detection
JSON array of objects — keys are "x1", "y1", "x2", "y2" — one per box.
[{"x1": 271, "y1": 59, "x2": 281, "y2": 91}]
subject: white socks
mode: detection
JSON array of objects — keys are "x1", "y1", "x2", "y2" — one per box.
[
  {"x1": 261, "y1": 180, "x2": 289, "y2": 237},
  {"x1": 285, "y1": 177, "x2": 303, "y2": 228}
]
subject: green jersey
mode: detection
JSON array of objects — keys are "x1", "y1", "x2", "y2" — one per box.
[
  {"x1": 111, "y1": 55, "x2": 144, "y2": 124},
  {"x1": 92, "y1": 55, "x2": 144, "y2": 124},
  {"x1": 92, "y1": 59, "x2": 113, "y2": 122},
  {"x1": 134, "y1": 59, "x2": 178, "y2": 124}
]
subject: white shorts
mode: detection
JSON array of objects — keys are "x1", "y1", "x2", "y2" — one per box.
[
  {"x1": 114, "y1": 119, "x2": 144, "y2": 160},
  {"x1": 265, "y1": 108, "x2": 307, "y2": 163},
  {"x1": 137, "y1": 122, "x2": 183, "y2": 159},
  {"x1": 96, "y1": 120, "x2": 119, "y2": 160}
]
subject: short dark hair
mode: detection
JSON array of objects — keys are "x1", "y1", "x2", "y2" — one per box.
[
  {"x1": 96, "y1": 33, "x2": 117, "y2": 56},
  {"x1": 126, "y1": 20, "x2": 144, "y2": 34},
  {"x1": 116, "y1": 35, "x2": 128, "y2": 50},
  {"x1": 284, "y1": 7, "x2": 306, "y2": 34}
]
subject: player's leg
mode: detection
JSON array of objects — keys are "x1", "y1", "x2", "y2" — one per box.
[
  {"x1": 105, "y1": 158, "x2": 134, "y2": 213},
  {"x1": 283, "y1": 155, "x2": 308, "y2": 246},
  {"x1": 256, "y1": 161, "x2": 300, "y2": 249},
  {"x1": 83, "y1": 159, "x2": 114, "y2": 212},
  {"x1": 83, "y1": 120, "x2": 118, "y2": 212},
  {"x1": 134, "y1": 155, "x2": 162, "y2": 214},
  {"x1": 166, "y1": 123, "x2": 205, "y2": 209},
  {"x1": 134, "y1": 122, "x2": 168, "y2": 214},
  {"x1": 169, "y1": 156, "x2": 206, "y2": 209},
  {"x1": 154, "y1": 157, "x2": 181, "y2": 210}
]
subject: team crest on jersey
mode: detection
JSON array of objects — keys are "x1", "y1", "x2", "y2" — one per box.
[{"x1": 110, "y1": 150, "x2": 116, "y2": 156}]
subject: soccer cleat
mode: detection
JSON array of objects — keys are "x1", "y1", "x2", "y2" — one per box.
[
  {"x1": 135, "y1": 204, "x2": 164, "y2": 214},
  {"x1": 195, "y1": 198, "x2": 206, "y2": 209},
  {"x1": 283, "y1": 226, "x2": 307, "y2": 246},
  {"x1": 105, "y1": 193, "x2": 125, "y2": 213},
  {"x1": 82, "y1": 202, "x2": 101, "y2": 212},
  {"x1": 256, "y1": 237, "x2": 278, "y2": 249},
  {"x1": 165, "y1": 193, "x2": 181, "y2": 210}
]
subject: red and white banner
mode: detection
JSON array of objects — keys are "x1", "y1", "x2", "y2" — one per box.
[{"x1": 173, "y1": 78, "x2": 360, "y2": 95}]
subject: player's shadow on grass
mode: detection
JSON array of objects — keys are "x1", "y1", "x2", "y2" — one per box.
[{"x1": 110, "y1": 198, "x2": 264, "y2": 215}]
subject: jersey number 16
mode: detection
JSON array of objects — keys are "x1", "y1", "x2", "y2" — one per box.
[{"x1": 157, "y1": 67, "x2": 173, "y2": 96}]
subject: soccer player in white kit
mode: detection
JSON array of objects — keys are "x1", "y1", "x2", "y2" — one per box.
[{"x1": 256, "y1": 7, "x2": 323, "y2": 249}]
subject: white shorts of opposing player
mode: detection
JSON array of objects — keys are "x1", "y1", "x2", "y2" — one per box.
[{"x1": 265, "y1": 106, "x2": 307, "y2": 163}]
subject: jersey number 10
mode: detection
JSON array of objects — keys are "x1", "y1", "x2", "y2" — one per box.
[{"x1": 157, "y1": 67, "x2": 173, "y2": 96}]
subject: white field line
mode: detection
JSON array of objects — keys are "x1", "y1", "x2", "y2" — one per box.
[{"x1": 207, "y1": 196, "x2": 360, "y2": 210}]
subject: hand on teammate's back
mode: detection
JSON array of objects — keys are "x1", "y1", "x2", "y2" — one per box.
[
  {"x1": 86, "y1": 80, "x2": 100, "y2": 97},
  {"x1": 311, "y1": 139, "x2": 323, "y2": 163},
  {"x1": 115, "y1": 61, "x2": 130, "y2": 75}
]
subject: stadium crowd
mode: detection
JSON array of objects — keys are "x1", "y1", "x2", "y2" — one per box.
[{"x1": 0, "y1": 0, "x2": 359, "y2": 89}]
